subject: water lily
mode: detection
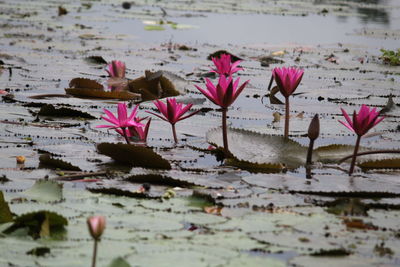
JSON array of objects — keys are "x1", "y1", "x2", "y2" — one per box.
[
  {"x1": 87, "y1": 216, "x2": 106, "y2": 267},
  {"x1": 146, "y1": 98, "x2": 200, "y2": 143},
  {"x1": 116, "y1": 117, "x2": 152, "y2": 142},
  {"x1": 97, "y1": 103, "x2": 143, "y2": 144},
  {"x1": 106, "y1": 60, "x2": 125, "y2": 78},
  {"x1": 339, "y1": 104, "x2": 384, "y2": 175},
  {"x1": 272, "y1": 67, "x2": 304, "y2": 138},
  {"x1": 195, "y1": 75, "x2": 249, "y2": 155},
  {"x1": 211, "y1": 54, "x2": 243, "y2": 76}
]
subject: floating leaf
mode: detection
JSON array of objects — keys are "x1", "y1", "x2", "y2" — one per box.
[
  {"x1": 97, "y1": 143, "x2": 171, "y2": 170},
  {"x1": 26, "y1": 247, "x2": 51, "y2": 257},
  {"x1": 23, "y1": 180, "x2": 63, "y2": 202},
  {"x1": 207, "y1": 50, "x2": 241, "y2": 62},
  {"x1": 38, "y1": 104, "x2": 95, "y2": 119},
  {"x1": 39, "y1": 154, "x2": 82, "y2": 171},
  {"x1": 66, "y1": 88, "x2": 140, "y2": 100},
  {"x1": 88, "y1": 187, "x2": 160, "y2": 199},
  {"x1": 207, "y1": 127, "x2": 307, "y2": 169},
  {"x1": 108, "y1": 257, "x2": 131, "y2": 267},
  {"x1": 85, "y1": 56, "x2": 107, "y2": 65},
  {"x1": 359, "y1": 158, "x2": 400, "y2": 169},
  {"x1": 0, "y1": 191, "x2": 13, "y2": 224},
  {"x1": 69, "y1": 78, "x2": 103, "y2": 90},
  {"x1": 258, "y1": 56, "x2": 284, "y2": 67},
  {"x1": 127, "y1": 70, "x2": 179, "y2": 101},
  {"x1": 126, "y1": 174, "x2": 201, "y2": 188},
  {"x1": 3, "y1": 210, "x2": 67, "y2": 239},
  {"x1": 144, "y1": 25, "x2": 165, "y2": 31}
]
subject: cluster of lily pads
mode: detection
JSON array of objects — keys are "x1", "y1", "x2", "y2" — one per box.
[{"x1": 97, "y1": 54, "x2": 385, "y2": 176}]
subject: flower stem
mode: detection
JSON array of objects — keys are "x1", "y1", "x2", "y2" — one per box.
[
  {"x1": 284, "y1": 96, "x2": 290, "y2": 139},
  {"x1": 306, "y1": 139, "x2": 315, "y2": 165},
  {"x1": 349, "y1": 135, "x2": 361, "y2": 176},
  {"x1": 91, "y1": 239, "x2": 98, "y2": 267},
  {"x1": 222, "y1": 108, "x2": 229, "y2": 156},
  {"x1": 122, "y1": 128, "x2": 131, "y2": 145},
  {"x1": 171, "y1": 124, "x2": 178, "y2": 143}
]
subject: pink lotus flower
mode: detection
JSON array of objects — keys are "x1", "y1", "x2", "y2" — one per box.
[
  {"x1": 106, "y1": 60, "x2": 126, "y2": 78},
  {"x1": 272, "y1": 67, "x2": 304, "y2": 98},
  {"x1": 146, "y1": 98, "x2": 200, "y2": 143},
  {"x1": 116, "y1": 117, "x2": 152, "y2": 142},
  {"x1": 339, "y1": 105, "x2": 384, "y2": 137},
  {"x1": 211, "y1": 54, "x2": 243, "y2": 76},
  {"x1": 194, "y1": 75, "x2": 249, "y2": 109},
  {"x1": 97, "y1": 103, "x2": 143, "y2": 144},
  {"x1": 339, "y1": 105, "x2": 384, "y2": 175},
  {"x1": 87, "y1": 216, "x2": 106, "y2": 240}
]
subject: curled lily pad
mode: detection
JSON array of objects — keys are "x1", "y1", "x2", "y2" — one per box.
[
  {"x1": 3, "y1": 210, "x2": 67, "y2": 239},
  {"x1": 0, "y1": 191, "x2": 13, "y2": 224},
  {"x1": 206, "y1": 127, "x2": 307, "y2": 169},
  {"x1": 97, "y1": 143, "x2": 171, "y2": 170},
  {"x1": 23, "y1": 180, "x2": 63, "y2": 202},
  {"x1": 84, "y1": 56, "x2": 107, "y2": 65},
  {"x1": 359, "y1": 158, "x2": 400, "y2": 169}
]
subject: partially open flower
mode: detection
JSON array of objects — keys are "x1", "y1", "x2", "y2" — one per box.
[
  {"x1": 97, "y1": 103, "x2": 143, "y2": 131},
  {"x1": 87, "y1": 216, "x2": 106, "y2": 240},
  {"x1": 272, "y1": 67, "x2": 304, "y2": 98},
  {"x1": 339, "y1": 104, "x2": 384, "y2": 137},
  {"x1": 146, "y1": 98, "x2": 199, "y2": 125},
  {"x1": 210, "y1": 54, "x2": 243, "y2": 76},
  {"x1": 106, "y1": 60, "x2": 126, "y2": 78}
]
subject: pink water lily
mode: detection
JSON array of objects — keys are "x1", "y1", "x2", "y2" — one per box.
[
  {"x1": 146, "y1": 98, "x2": 200, "y2": 143},
  {"x1": 116, "y1": 117, "x2": 152, "y2": 142},
  {"x1": 195, "y1": 75, "x2": 249, "y2": 155},
  {"x1": 272, "y1": 67, "x2": 304, "y2": 98},
  {"x1": 106, "y1": 60, "x2": 126, "y2": 78},
  {"x1": 211, "y1": 54, "x2": 243, "y2": 76},
  {"x1": 194, "y1": 75, "x2": 249, "y2": 109},
  {"x1": 97, "y1": 103, "x2": 143, "y2": 144},
  {"x1": 339, "y1": 104, "x2": 384, "y2": 175},
  {"x1": 339, "y1": 105, "x2": 384, "y2": 137},
  {"x1": 271, "y1": 67, "x2": 304, "y2": 139}
]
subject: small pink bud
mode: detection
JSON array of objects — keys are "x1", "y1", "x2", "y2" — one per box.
[{"x1": 87, "y1": 216, "x2": 106, "y2": 240}]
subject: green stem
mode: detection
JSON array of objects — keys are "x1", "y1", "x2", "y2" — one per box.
[
  {"x1": 222, "y1": 108, "x2": 229, "y2": 156},
  {"x1": 91, "y1": 239, "x2": 98, "y2": 267},
  {"x1": 349, "y1": 135, "x2": 361, "y2": 176},
  {"x1": 171, "y1": 124, "x2": 178, "y2": 143},
  {"x1": 284, "y1": 96, "x2": 290, "y2": 139}
]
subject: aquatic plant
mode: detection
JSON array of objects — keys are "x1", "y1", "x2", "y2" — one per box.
[
  {"x1": 339, "y1": 104, "x2": 384, "y2": 175},
  {"x1": 87, "y1": 216, "x2": 106, "y2": 267},
  {"x1": 106, "y1": 60, "x2": 126, "y2": 78},
  {"x1": 195, "y1": 75, "x2": 249, "y2": 155},
  {"x1": 306, "y1": 114, "x2": 320, "y2": 165},
  {"x1": 272, "y1": 67, "x2": 304, "y2": 139},
  {"x1": 97, "y1": 103, "x2": 143, "y2": 145},
  {"x1": 210, "y1": 54, "x2": 243, "y2": 76},
  {"x1": 147, "y1": 98, "x2": 199, "y2": 143}
]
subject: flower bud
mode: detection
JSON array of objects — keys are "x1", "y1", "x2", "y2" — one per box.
[
  {"x1": 307, "y1": 114, "x2": 320, "y2": 141},
  {"x1": 87, "y1": 216, "x2": 106, "y2": 240}
]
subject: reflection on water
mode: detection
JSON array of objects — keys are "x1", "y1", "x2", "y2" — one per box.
[{"x1": 315, "y1": 0, "x2": 390, "y2": 25}]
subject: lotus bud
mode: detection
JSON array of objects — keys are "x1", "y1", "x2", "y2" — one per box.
[
  {"x1": 87, "y1": 216, "x2": 106, "y2": 240},
  {"x1": 307, "y1": 114, "x2": 320, "y2": 141}
]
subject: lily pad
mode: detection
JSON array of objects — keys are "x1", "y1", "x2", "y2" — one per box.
[
  {"x1": 125, "y1": 174, "x2": 202, "y2": 188},
  {"x1": 0, "y1": 191, "x2": 13, "y2": 224},
  {"x1": 359, "y1": 158, "x2": 400, "y2": 169},
  {"x1": 97, "y1": 143, "x2": 171, "y2": 169},
  {"x1": 23, "y1": 180, "x2": 63, "y2": 202},
  {"x1": 3, "y1": 210, "x2": 67, "y2": 239},
  {"x1": 38, "y1": 104, "x2": 95, "y2": 119},
  {"x1": 108, "y1": 257, "x2": 131, "y2": 267},
  {"x1": 39, "y1": 154, "x2": 82, "y2": 171}
]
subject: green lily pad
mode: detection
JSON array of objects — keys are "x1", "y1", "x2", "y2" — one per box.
[
  {"x1": 39, "y1": 154, "x2": 82, "y2": 171},
  {"x1": 108, "y1": 257, "x2": 131, "y2": 267}
]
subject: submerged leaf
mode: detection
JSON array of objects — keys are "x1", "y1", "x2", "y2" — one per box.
[
  {"x1": 3, "y1": 210, "x2": 67, "y2": 239},
  {"x1": 126, "y1": 174, "x2": 201, "y2": 188},
  {"x1": 0, "y1": 191, "x2": 13, "y2": 224},
  {"x1": 23, "y1": 180, "x2": 63, "y2": 202},
  {"x1": 97, "y1": 143, "x2": 171, "y2": 169}
]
